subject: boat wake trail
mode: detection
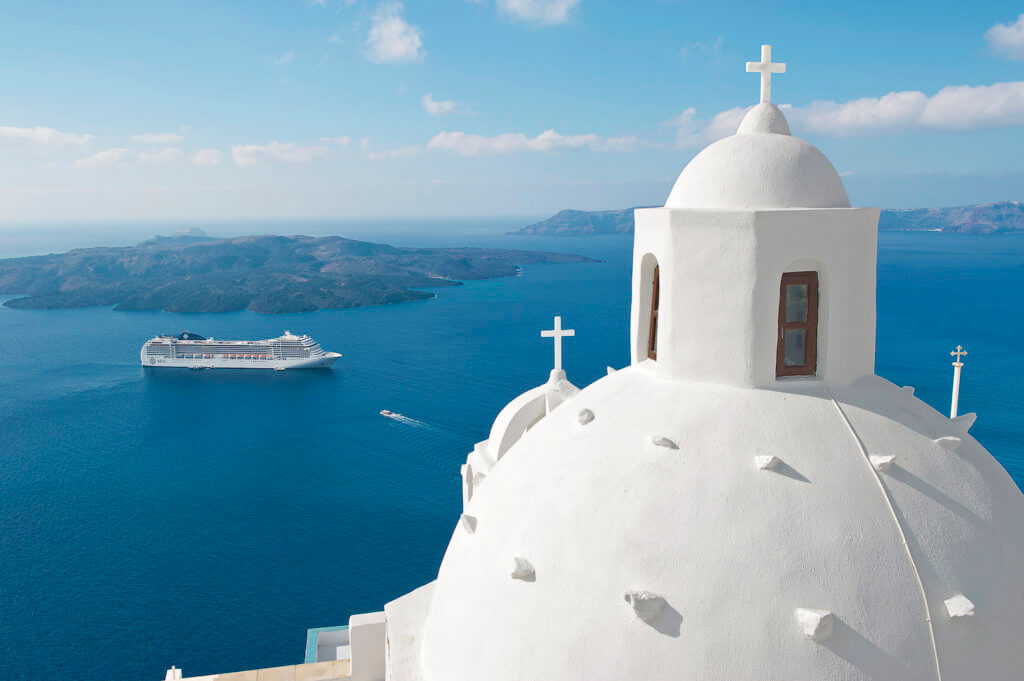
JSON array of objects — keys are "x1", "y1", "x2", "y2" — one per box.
[{"x1": 381, "y1": 412, "x2": 428, "y2": 428}]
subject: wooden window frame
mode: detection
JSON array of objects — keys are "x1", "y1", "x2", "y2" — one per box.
[
  {"x1": 776, "y1": 271, "x2": 819, "y2": 377},
  {"x1": 647, "y1": 265, "x2": 660, "y2": 360}
]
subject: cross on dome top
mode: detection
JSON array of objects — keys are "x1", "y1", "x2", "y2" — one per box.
[
  {"x1": 541, "y1": 316, "x2": 575, "y2": 371},
  {"x1": 951, "y1": 344, "x2": 968, "y2": 367},
  {"x1": 746, "y1": 44, "x2": 786, "y2": 104}
]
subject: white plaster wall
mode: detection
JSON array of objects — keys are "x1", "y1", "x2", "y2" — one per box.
[
  {"x1": 631, "y1": 208, "x2": 759, "y2": 385},
  {"x1": 631, "y1": 251, "x2": 660, "y2": 363},
  {"x1": 349, "y1": 611, "x2": 387, "y2": 681},
  {"x1": 751, "y1": 208, "x2": 879, "y2": 387},
  {"x1": 385, "y1": 583, "x2": 435, "y2": 681},
  {"x1": 630, "y1": 207, "x2": 668, "y2": 365},
  {"x1": 630, "y1": 207, "x2": 878, "y2": 388}
]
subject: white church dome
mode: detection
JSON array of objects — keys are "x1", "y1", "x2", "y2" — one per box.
[
  {"x1": 375, "y1": 45, "x2": 1024, "y2": 681},
  {"x1": 416, "y1": 371, "x2": 1024, "y2": 681},
  {"x1": 666, "y1": 103, "x2": 851, "y2": 210}
]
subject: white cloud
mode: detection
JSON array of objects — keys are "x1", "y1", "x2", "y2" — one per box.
[
  {"x1": 0, "y1": 125, "x2": 93, "y2": 147},
  {"x1": 919, "y1": 82, "x2": 1024, "y2": 130},
  {"x1": 497, "y1": 0, "x2": 579, "y2": 25},
  {"x1": 421, "y1": 93, "x2": 462, "y2": 116},
  {"x1": 73, "y1": 148, "x2": 133, "y2": 169},
  {"x1": 680, "y1": 35, "x2": 724, "y2": 60},
  {"x1": 231, "y1": 141, "x2": 329, "y2": 166},
  {"x1": 366, "y1": 2, "x2": 424, "y2": 63},
  {"x1": 366, "y1": 129, "x2": 647, "y2": 159},
  {"x1": 74, "y1": 146, "x2": 187, "y2": 169},
  {"x1": 131, "y1": 132, "x2": 185, "y2": 144},
  {"x1": 321, "y1": 136, "x2": 352, "y2": 146},
  {"x1": 274, "y1": 51, "x2": 295, "y2": 65},
  {"x1": 365, "y1": 145, "x2": 419, "y2": 160},
  {"x1": 985, "y1": 14, "x2": 1024, "y2": 60},
  {"x1": 789, "y1": 91, "x2": 926, "y2": 136},
  {"x1": 427, "y1": 129, "x2": 645, "y2": 156},
  {"x1": 590, "y1": 136, "x2": 649, "y2": 153},
  {"x1": 190, "y1": 149, "x2": 224, "y2": 166},
  {"x1": 139, "y1": 147, "x2": 185, "y2": 164},
  {"x1": 795, "y1": 82, "x2": 1024, "y2": 135},
  {"x1": 666, "y1": 106, "x2": 747, "y2": 148},
  {"x1": 669, "y1": 81, "x2": 1024, "y2": 146}
]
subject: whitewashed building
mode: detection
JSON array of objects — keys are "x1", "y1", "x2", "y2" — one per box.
[{"x1": 169, "y1": 46, "x2": 1024, "y2": 681}]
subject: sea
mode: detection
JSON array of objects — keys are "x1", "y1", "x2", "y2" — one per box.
[{"x1": 0, "y1": 221, "x2": 1021, "y2": 681}]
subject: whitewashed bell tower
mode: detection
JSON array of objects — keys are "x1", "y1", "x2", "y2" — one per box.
[{"x1": 630, "y1": 45, "x2": 881, "y2": 387}]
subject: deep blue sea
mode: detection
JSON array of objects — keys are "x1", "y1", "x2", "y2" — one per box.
[{"x1": 0, "y1": 225, "x2": 1021, "y2": 681}]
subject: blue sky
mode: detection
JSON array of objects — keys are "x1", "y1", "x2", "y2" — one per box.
[{"x1": 0, "y1": 0, "x2": 1022, "y2": 222}]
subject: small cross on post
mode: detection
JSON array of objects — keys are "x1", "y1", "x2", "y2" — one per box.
[
  {"x1": 746, "y1": 44, "x2": 786, "y2": 104},
  {"x1": 541, "y1": 316, "x2": 575, "y2": 371},
  {"x1": 950, "y1": 345, "x2": 967, "y2": 418}
]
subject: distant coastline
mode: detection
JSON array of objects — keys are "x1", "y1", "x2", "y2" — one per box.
[
  {"x1": 511, "y1": 201, "x2": 1024, "y2": 236},
  {"x1": 0, "y1": 232, "x2": 597, "y2": 314}
]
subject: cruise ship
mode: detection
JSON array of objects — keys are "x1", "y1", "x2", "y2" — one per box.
[{"x1": 140, "y1": 331, "x2": 341, "y2": 370}]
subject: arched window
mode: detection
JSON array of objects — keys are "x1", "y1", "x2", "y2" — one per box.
[
  {"x1": 776, "y1": 271, "x2": 818, "y2": 376},
  {"x1": 648, "y1": 265, "x2": 660, "y2": 360}
]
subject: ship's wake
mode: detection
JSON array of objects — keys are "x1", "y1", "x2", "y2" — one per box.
[{"x1": 382, "y1": 412, "x2": 428, "y2": 428}]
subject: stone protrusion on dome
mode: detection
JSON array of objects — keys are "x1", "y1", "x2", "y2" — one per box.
[
  {"x1": 577, "y1": 408, "x2": 595, "y2": 425},
  {"x1": 459, "y1": 514, "x2": 477, "y2": 534},
  {"x1": 951, "y1": 412, "x2": 977, "y2": 433},
  {"x1": 624, "y1": 590, "x2": 666, "y2": 622},
  {"x1": 944, "y1": 594, "x2": 975, "y2": 618},
  {"x1": 935, "y1": 436, "x2": 963, "y2": 451},
  {"x1": 510, "y1": 557, "x2": 535, "y2": 582},
  {"x1": 545, "y1": 369, "x2": 581, "y2": 413},
  {"x1": 461, "y1": 463, "x2": 474, "y2": 506},
  {"x1": 870, "y1": 454, "x2": 897, "y2": 472},
  {"x1": 650, "y1": 435, "x2": 678, "y2": 449},
  {"x1": 795, "y1": 608, "x2": 835, "y2": 641},
  {"x1": 755, "y1": 454, "x2": 781, "y2": 470}
]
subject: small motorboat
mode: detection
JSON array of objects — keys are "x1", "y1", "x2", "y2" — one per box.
[{"x1": 380, "y1": 410, "x2": 394, "y2": 416}]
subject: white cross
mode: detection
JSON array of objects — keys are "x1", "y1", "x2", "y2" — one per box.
[
  {"x1": 746, "y1": 44, "x2": 786, "y2": 104},
  {"x1": 949, "y1": 345, "x2": 968, "y2": 418},
  {"x1": 541, "y1": 316, "x2": 575, "y2": 371}
]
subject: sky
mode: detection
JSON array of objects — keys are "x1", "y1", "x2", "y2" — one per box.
[{"x1": 0, "y1": 0, "x2": 1023, "y2": 223}]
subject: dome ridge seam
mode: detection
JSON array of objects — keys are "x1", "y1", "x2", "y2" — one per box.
[{"x1": 821, "y1": 380, "x2": 944, "y2": 681}]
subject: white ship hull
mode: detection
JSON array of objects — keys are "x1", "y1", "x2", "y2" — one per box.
[
  {"x1": 141, "y1": 354, "x2": 340, "y2": 370},
  {"x1": 140, "y1": 330, "x2": 341, "y2": 370}
]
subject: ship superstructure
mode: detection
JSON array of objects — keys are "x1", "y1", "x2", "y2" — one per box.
[{"x1": 140, "y1": 331, "x2": 341, "y2": 370}]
